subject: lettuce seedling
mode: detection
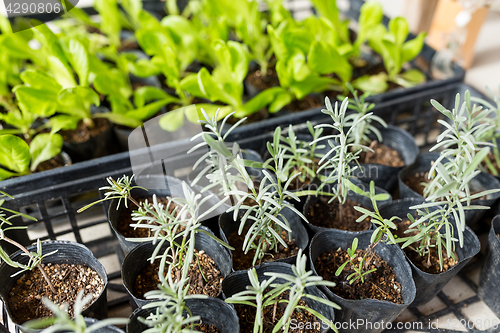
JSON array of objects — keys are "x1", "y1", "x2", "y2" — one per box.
[
  {"x1": 0, "y1": 133, "x2": 64, "y2": 180},
  {"x1": 368, "y1": 17, "x2": 426, "y2": 90}
]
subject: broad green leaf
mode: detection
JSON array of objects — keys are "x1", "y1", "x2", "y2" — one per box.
[
  {"x1": 401, "y1": 32, "x2": 426, "y2": 63},
  {"x1": 159, "y1": 108, "x2": 185, "y2": 132},
  {"x1": 60, "y1": 38, "x2": 89, "y2": 86},
  {"x1": 14, "y1": 86, "x2": 58, "y2": 117},
  {"x1": 308, "y1": 41, "x2": 352, "y2": 82},
  {"x1": 58, "y1": 86, "x2": 100, "y2": 119},
  {"x1": 94, "y1": 112, "x2": 142, "y2": 128},
  {"x1": 352, "y1": 73, "x2": 389, "y2": 94},
  {"x1": 19, "y1": 70, "x2": 62, "y2": 93},
  {"x1": 393, "y1": 69, "x2": 426, "y2": 88},
  {"x1": 124, "y1": 100, "x2": 171, "y2": 121},
  {"x1": 0, "y1": 135, "x2": 30, "y2": 174},
  {"x1": 237, "y1": 87, "x2": 285, "y2": 118},
  {"x1": 30, "y1": 133, "x2": 63, "y2": 171},
  {"x1": 94, "y1": 69, "x2": 132, "y2": 100},
  {"x1": 48, "y1": 115, "x2": 80, "y2": 132},
  {"x1": 133, "y1": 86, "x2": 179, "y2": 108}
]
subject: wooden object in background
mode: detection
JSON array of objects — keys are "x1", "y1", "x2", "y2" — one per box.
[
  {"x1": 427, "y1": 0, "x2": 490, "y2": 69},
  {"x1": 404, "y1": 0, "x2": 439, "y2": 34}
]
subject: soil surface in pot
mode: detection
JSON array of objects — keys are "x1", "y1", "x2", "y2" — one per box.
[
  {"x1": 8, "y1": 263, "x2": 104, "y2": 324},
  {"x1": 315, "y1": 248, "x2": 403, "y2": 303},
  {"x1": 61, "y1": 118, "x2": 111, "y2": 144},
  {"x1": 283, "y1": 95, "x2": 324, "y2": 113},
  {"x1": 357, "y1": 141, "x2": 405, "y2": 167},
  {"x1": 133, "y1": 249, "x2": 222, "y2": 299},
  {"x1": 246, "y1": 65, "x2": 280, "y2": 92},
  {"x1": 195, "y1": 323, "x2": 220, "y2": 333},
  {"x1": 229, "y1": 228, "x2": 299, "y2": 271},
  {"x1": 393, "y1": 219, "x2": 457, "y2": 274},
  {"x1": 117, "y1": 196, "x2": 177, "y2": 238},
  {"x1": 404, "y1": 171, "x2": 429, "y2": 196},
  {"x1": 34, "y1": 154, "x2": 68, "y2": 173},
  {"x1": 235, "y1": 291, "x2": 321, "y2": 333},
  {"x1": 306, "y1": 197, "x2": 371, "y2": 232}
]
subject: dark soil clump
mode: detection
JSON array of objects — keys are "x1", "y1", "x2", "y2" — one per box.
[
  {"x1": 306, "y1": 197, "x2": 371, "y2": 231},
  {"x1": 314, "y1": 248, "x2": 403, "y2": 303},
  {"x1": 34, "y1": 154, "x2": 69, "y2": 172},
  {"x1": 358, "y1": 141, "x2": 405, "y2": 167},
  {"x1": 61, "y1": 118, "x2": 111, "y2": 144},
  {"x1": 235, "y1": 291, "x2": 321, "y2": 333},
  {"x1": 8, "y1": 263, "x2": 104, "y2": 324},
  {"x1": 404, "y1": 171, "x2": 429, "y2": 196},
  {"x1": 133, "y1": 249, "x2": 222, "y2": 299},
  {"x1": 246, "y1": 65, "x2": 280, "y2": 92},
  {"x1": 228, "y1": 229, "x2": 299, "y2": 271}
]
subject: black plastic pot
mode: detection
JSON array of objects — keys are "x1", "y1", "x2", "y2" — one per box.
[
  {"x1": 221, "y1": 261, "x2": 335, "y2": 333},
  {"x1": 398, "y1": 152, "x2": 500, "y2": 229},
  {"x1": 353, "y1": 125, "x2": 418, "y2": 192},
  {"x1": 309, "y1": 229, "x2": 415, "y2": 333},
  {"x1": 0, "y1": 324, "x2": 8, "y2": 333},
  {"x1": 126, "y1": 296, "x2": 239, "y2": 333},
  {"x1": 122, "y1": 226, "x2": 232, "y2": 308},
  {"x1": 62, "y1": 107, "x2": 120, "y2": 163},
  {"x1": 218, "y1": 204, "x2": 309, "y2": 267},
  {"x1": 108, "y1": 175, "x2": 189, "y2": 254},
  {"x1": 303, "y1": 178, "x2": 391, "y2": 236},
  {"x1": 0, "y1": 240, "x2": 108, "y2": 327},
  {"x1": 379, "y1": 198, "x2": 481, "y2": 307},
  {"x1": 478, "y1": 215, "x2": 500, "y2": 317}
]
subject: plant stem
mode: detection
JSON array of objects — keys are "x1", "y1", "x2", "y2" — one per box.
[{"x1": 3, "y1": 237, "x2": 56, "y2": 294}]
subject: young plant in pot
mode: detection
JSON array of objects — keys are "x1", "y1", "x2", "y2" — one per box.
[
  {"x1": 0, "y1": 192, "x2": 108, "y2": 327},
  {"x1": 378, "y1": 197, "x2": 481, "y2": 307},
  {"x1": 223, "y1": 250, "x2": 338, "y2": 333},
  {"x1": 78, "y1": 174, "x2": 189, "y2": 254},
  {"x1": 127, "y1": 271, "x2": 239, "y2": 333},
  {"x1": 187, "y1": 110, "x2": 309, "y2": 270},
  {"x1": 338, "y1": 85, "x2": 418, "y2": 191},
  {"x1": 398, "y1": 91, "x2": 500, "y2": 228},
  {"x1": 302, "y1": 97, "x2": 391, "y2": 234},
  {"x1": 309, "y1": 199, "x2": 416, "y2": 333},
  {"x1": 120, "y1": 181, "x2": 232, "y2": 307},
  {"x1": 24, "y1": 289, "x2": 128, "y2": 333}
]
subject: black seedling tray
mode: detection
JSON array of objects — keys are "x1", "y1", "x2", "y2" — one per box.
[{"x1": 1, "y1": 83, "x2": 499, "y2": 333}]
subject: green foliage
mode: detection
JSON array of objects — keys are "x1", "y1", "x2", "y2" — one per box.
[
  {"x1": 225, "y1": 250, "x2": 339, "y2": 333},
  {"x1": 368, "y1": 17, "x2": 426, "y2": 88},
  {"x1": 471, "y1": 85, "x2": 500, "y2": 175},
  {"x1": 0, "y1": 133, "x2": 63, "y2": 180},
  {"x1": 312, "y1": 97, "x2": 369, "y2": 204},
  {"x1": 277, "y1": 122, "x2": 325, "y2": 186},
  {"x1": 341, "y1": 84, "x2": 387, "y2": 149},
  {"x1": 401, "y1": 92, "x2": 500, "y2": 270},
  {"x1": 23, "y1": 289, "x2": 128, "y2": 332},
  {"x1": 334, "y1": 238, "x2": 377, "y2": 285}
]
